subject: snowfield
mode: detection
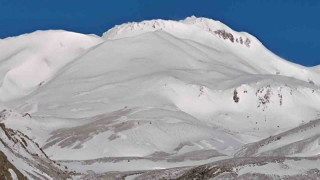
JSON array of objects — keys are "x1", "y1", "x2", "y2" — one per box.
[
  {"x1": 0, "y1": 30, "x2": 102, "y2": 101},
  {"x1": 0, "y1": 16, "x2": 319, "y2": 179}
]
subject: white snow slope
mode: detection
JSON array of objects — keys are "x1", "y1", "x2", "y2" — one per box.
[
  {"x1": 0, "y1": 16, "x2": 320, "y2": 175},
  {"x1": 0, "y1": 30, "x2": 102, "y2": 101}
]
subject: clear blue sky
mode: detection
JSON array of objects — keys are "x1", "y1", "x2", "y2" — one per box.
[{"x1": 0, "y1": 0, "x2": 319, "y2": 66}]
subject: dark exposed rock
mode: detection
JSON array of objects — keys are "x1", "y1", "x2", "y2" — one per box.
[
  {"x1": 244, "y1": 38, "x2": 251, "y2": 47},
  {"x1": 214, "y1": 30, "x2": 234, "y2": 43},
  {"x1": 214, "y1": 30, "x2": 251, "y2": 47},
  {"x1": 177, "y1": 165, "x2": 233, "y2": 180},
  {"x1": 0, "y1": 151, "x2": 27, "y2": 180},
  {"x1": 233, "y1": 89, "x2": 240, "y2": 103}
]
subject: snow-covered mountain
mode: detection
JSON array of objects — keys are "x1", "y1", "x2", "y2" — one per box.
[{"x1": 0, "y1": 16, "x2": 319, "y2": 179}]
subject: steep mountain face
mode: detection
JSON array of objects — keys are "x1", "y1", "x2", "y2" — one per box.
[{"x1": 0, "y1": 16, "x2": 319, "y2": 178}]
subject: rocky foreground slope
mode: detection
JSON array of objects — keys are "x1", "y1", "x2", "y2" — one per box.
[{"x1": 0, "y1": 112, "x2": 71, "y2": 179}]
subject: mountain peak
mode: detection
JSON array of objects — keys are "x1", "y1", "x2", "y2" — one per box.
[{"x1": 102, "y1": 16, "x2": 252, "y2": 48}]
